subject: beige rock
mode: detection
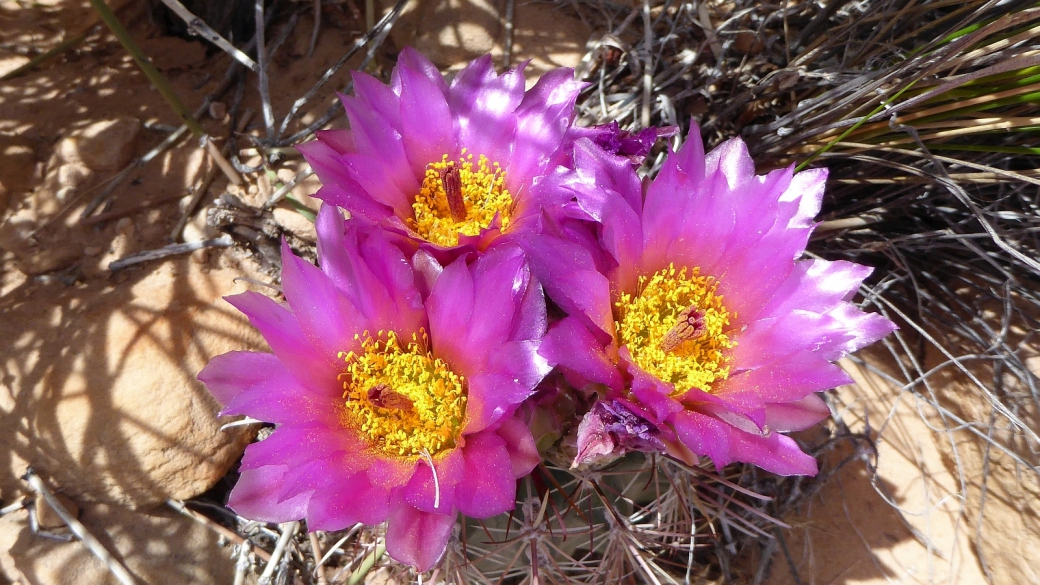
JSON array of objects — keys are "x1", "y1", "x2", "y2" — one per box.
[
  {"x1": 0, "y1": 502, "x2": 243, "y2": 585},
  {"x1": 0, "y1": 262, "x2": 27, "y2": 298},
  {"x1": 0, "y1": 207, "x2": 37, "y2": 256},
  {"x1": 0, "y1": 55, "x2": 29, "y2": 78},
  {"x1": 56, "y1": 163, "x2": 94, "y2": 191},
  {"x1": 181, "y1": 211, "x2": 219, "y2": 243},
  {"x1": 16, "y1": 245, "x2": 81, "y2": 275},
  {"x1": 272, "y1": 207, "x2": 317, "y2": 242},
  {"x1": 33, "y1": 492, "x2": 79, "y2": 531},
  {"x1": 390, "y1": 0, "x2": 591, "y2": 80},
  {"x1": 0, "y1": 135, "x2": 36, "y2": 212},
  {"x1": 55, "y1": 118, "x2": 141, "y2": 172},
  {"x1": 0, "y1": 256, "x2": 266, "y2": 507}
]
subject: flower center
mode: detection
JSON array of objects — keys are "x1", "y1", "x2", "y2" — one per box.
[
  {"x1": 615, "y1": 264, "x2": 736, "y2": 395},
  {"x1": 409, "y1": 151, "x2": 514, "y2": 247},
  {"x1": 339, "y1": 330, "x2": 467, "y2": 459}
]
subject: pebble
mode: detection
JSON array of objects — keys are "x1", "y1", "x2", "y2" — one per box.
[{"x1": 55, "y1": 118, "x2": 141, "y2": 172}]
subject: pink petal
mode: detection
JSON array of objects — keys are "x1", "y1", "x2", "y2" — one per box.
[
  {"x1": 538, "y1": 316, "x2": 623, "y2": 392},
  {"x1": 314, "y1": 128, "x2": 354, "y2": 154},
  {"x1": 366, "y1": 457, "x2": 416, "y2": 490},
  {"x1": 198, "y1": 350, "x2": 282, "y2": 405},
  {"x1": 765, "y1": 394, "x2": 831, "y2": 433},
  {"x1": 297, "y1": 139, "x2": 354, "y2": 186},
  {"x1": 623, "y1": 351, "x2": 685, "y2": 423},
  {"x1": 426, "y1": 255, "x2": 475, "y2": 371},
  {"x1": 240, "y1": 422, "x2": 360, "y2": 471},
  {"x1": 311, "y1": 183, "x2": 394, "y2": 224},
  {"x1": 224, "y1": 291, "x2": 341, "y2": 396},
  {"x1": 448, "y1": 55, "x2": 524, "y2": 165},
  {"x1": 280, "y1": 240, "x2": 365, "y2": 365},
  {"x1": 716, "y1": 351, "x2": 853, "y2": 405},
  {"x1": 461, "y1": 246, "x2": 529, "y2": 365},
  {"x1": 463, "y1": 371, "x2": 525, "y2": 433},
  {"x1": 760, "y1": 259, "x2": 873, "y2": 317},
  {"x1": 495, "y1": 416, "x2": 541, "y2": 478},
  {"x1": 398, "y1": 59, "x2": 456, "y2": 174},
  {"x1": 350, "y1": 71, "x2": 401, "y2": 130},
  {"x1": 671, "y1": 409, "x2": 818, "y2": 475},
  {"x1": 341, "y1": 152, "x2": 414, "y2": 217},
  {"x1": 778, "y1": 167, "x2": 827, "y2": 228},
  {"x1": 199, "y1": 351, "x2": 328, "y2": 424},
  {"x1": 385, "y1": 504, "x2": 456, "y2": 571},
  {"x1": 454, "y1": 431, "x2": 517, "y2": 517},
  {"x1": 508, "y1": 67, "x2": 584, "y2": 192},
  {"x1": 403, "y1": 449, "x2": 464, "y2": 514},
  {"x1": 228, "y1": 466, "x2": 311, "y2": 523},
  {"x1": 319, "y1": 224, "x2": 424, "y2": 336},
  {"x1": 522, "y1": 233, "x2": 616, "y2": 343},
  {"x1": 395, "y1": 47, "x2": 449, "y2": 96},
  {"x1": 306, "y1": 470, "x2": 393, "y2": 529}
]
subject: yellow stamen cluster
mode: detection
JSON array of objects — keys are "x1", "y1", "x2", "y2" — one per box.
[
  {"x1": 409, "y1": 151, "x2": 513, "y2": 247},
  {"x1": 615, "y1": 265, "x2": 736, "y2": 395},
  {"x1": 339, "y1": 330, "x2": 467, "y2": 459}
]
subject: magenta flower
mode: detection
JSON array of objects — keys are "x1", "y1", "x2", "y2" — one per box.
[
  {"x1": 531, "y1": 127, "x2": 897, "y2": 475},
  {"x1": 198, "y1": 206, "x2": 549, "y2": 570},
  {"x1": 298, "y1": 48, "x2": 585, "y2": 257}
]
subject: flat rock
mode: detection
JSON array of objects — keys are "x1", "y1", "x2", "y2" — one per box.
[
  {"x1": 272, "y1": 207, "x2": 317, "y2": 242},
  {"x1": 0, "y1": 255, "x2": 267, "y2": 507},
  {"x1": 0, "y1": 501, "x2": 244, "y2": 585},
  {"x1": 0, "y1": 55, "x2": 29, "y2": 78},
  {"x1": 0, "y1": 135, "x2": 36, "y2": 212},
  {"x1": 55, "y1": 118, "x2": 141, "y2": 172}
]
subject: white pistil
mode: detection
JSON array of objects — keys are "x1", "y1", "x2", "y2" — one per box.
[{"x1": 420, "y1": 448, "x2": 441, "y2": 509}]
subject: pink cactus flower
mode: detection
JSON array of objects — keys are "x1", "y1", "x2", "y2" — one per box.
[
  {"x1": 199, "y1": 206, "x2": 549, "y2": 570},
  {"x1": 529, "y1": 126, "x2": 897, "y2": 475},
  {"x1": 298, "y1": 48, "x2": 585, "y2": 258}
]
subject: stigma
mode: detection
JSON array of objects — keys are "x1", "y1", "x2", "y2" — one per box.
[
  {"x1": 615, "y1": 264, "x2": 735, "y2": 395},
  {"x1": 339, "y1": 330, "x2": 467, "y2": 460},
  {"x1": 409, "y1": 152, "x2": 514, "y2": 247}
]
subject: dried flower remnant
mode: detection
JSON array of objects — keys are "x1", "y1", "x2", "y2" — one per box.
[
  {"x1": 198, "y1": 206, "x2": 549, "y2": 571},
  {"x1": 534, "y1": 126, "x2": 897, "y2": 475},
  {"x1": 583, "y1": 120, "x2": 678, "y2": 165},
  {"x1": 573, "y1": 399, "x2": 666, "y2": 467}
]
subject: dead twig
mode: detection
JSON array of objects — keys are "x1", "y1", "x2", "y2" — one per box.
[
  {"x1": 259, "y1": 521, "x2": 298, "y2": 585},
  {"x1": 107, "y1": 235, "x2": 233, "y2": 271},
  {"x1": 156, "y1": 0, "x2": 259, "y2": 72},
  {"x1": 24, "y1": 469, "x2": 136, "y2": 585}
]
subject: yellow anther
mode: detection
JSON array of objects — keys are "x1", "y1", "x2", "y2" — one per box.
[
  {"x1": 339, "y1": 330, "x2": 467, "y2": 460},
  {"x1": 409, "y1": 153, "x2": 514, "y2": 247},
  {"x1": 615, "y1": 265, "x2": 736, "y2": 395}
]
